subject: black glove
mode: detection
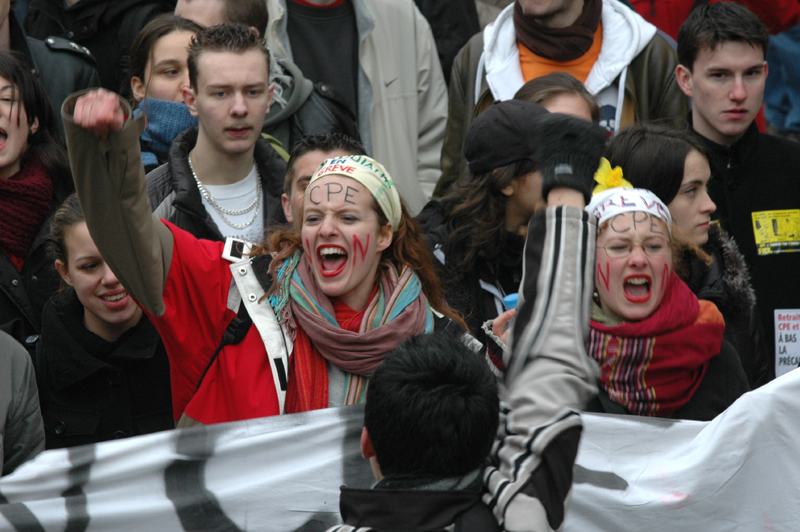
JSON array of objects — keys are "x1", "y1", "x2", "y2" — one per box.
[{"x1": 535, "y1": 113, "x2": 606, "y2": 204}]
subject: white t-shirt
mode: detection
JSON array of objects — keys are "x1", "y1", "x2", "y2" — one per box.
[{"x1": 199, "y1": 165, "x2": 264, "y2": 243}]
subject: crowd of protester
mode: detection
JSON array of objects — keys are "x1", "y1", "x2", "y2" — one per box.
[{"x1": 1, "y1": 0, "x2": 799, "y2": 530}]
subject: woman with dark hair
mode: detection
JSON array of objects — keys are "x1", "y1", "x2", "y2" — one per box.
[
  {"x1": 37, "y1": 194, "x2": 173, "y2": 448},
  {"x1": 63, "y1": 88, "x2": 471, "y2": 426},
  {"x1": 127, "y1": 15, "x2": 202, "y2": 172},
  {"x1": 0, "y1": 50, "x2": 73, "y2": 355},
  {"x1": 514, "y1": 71, "x2": 601, "y2": 123},
  {"x1": 604, "y1": 123, "x2": 772, "y2": 388},
  {"x1": 418, "y1": 100, "x2": 549, "y2": 356}
]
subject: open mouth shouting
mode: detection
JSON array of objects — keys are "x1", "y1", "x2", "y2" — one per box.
[
  {"x1": 623, "y1": 275, "x2": 651, "y2": 303},
  {"x1": 0, "y1": 127, "x2": 7, "y2": 149},
  {"x1": 318, "y1": 245, "x2": 348, "y2": 277}
]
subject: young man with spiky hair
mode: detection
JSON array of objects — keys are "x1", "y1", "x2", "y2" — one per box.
[
  {"x1": 676, "y1": 3, "x2": 800, "y2": 376},
  {"x1": 146, "y1": 22, "x2": 287, "y2": 244}
]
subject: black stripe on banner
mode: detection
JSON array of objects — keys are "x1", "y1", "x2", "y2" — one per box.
[
  {"x1": 165, "y1": 429, "x2": 244, "y2": 532},
  {"x1": 63, "y1": 445, "x2": 95, "y2": 532},
  {"x1": 0, "y1": 491, "x2": 45, "y2": 532}
]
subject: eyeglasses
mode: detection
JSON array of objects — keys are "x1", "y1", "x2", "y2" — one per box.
[{"x1": 598, "y1": 238, "x2": 670, "y2": 258}]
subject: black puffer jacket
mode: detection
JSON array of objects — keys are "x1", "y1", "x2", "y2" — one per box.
[
  {"x1": 683, "y1": 225, "x2": 773, "y2": 389},
  {"x1": 0, "y1": 171, "x2": 73, "y2": 357},
  {"x1": 146, "y1": 127, "x2": 287, "y2": 242},
  {"x1": 35, "y1": 291, "x2": 173, "y2": 449},
  {"x1": 24, "y1": 0, "x2": 172, "y2": 92}
]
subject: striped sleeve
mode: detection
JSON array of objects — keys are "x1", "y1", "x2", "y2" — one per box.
[{"x1": 483, "y1": 206, "x2": 599, "y2": 532}]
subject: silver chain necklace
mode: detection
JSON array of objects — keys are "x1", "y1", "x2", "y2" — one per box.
[{"x1": 188, "y1": 155, "x2": 262, "y2": 230}]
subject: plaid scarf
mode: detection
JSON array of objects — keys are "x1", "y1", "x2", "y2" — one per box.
[
  {"x1": 587, "y1": 273, "x2": 725, "y2": 417},
  {"x1": 275, "y1": 253, "x2": 433, "y2": 413}
]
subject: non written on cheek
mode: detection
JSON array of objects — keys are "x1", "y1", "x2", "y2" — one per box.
[
  {"x1": 597, "y1": 262, "x2": 610, "y2": 291},
  {"x1": 661, "y1": 263, "x2": 669, "y2": 291},
  {"x1": 304, "y1": 238, "x2": 311, "y2": 255},
  {"x1": 353, "y1": 234, "x2": 370, "y2": 266}
]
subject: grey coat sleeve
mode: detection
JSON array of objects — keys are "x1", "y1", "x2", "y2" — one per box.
[
  {"x1": 61, "y1": 91, "x2": 174, "y2": 316},
  {"x1": 483, "y1": 206, "x2": 598, "y2": 532},
  {"x1": 1, "y1": 331, "x2": 44, "y2": 476}
]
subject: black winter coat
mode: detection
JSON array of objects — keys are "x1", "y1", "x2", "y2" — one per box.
[
  {"x1": 35, "y1": 291, "x2": 173, "y2": 449},
  {"x1": 690, "y1": 119, "x2": 800, "y2": 366},
  {"x1": 146, "y1": 127, "x2": 287, "y2": 242},
  {"x1": 24, "y1": 0, "x2": 172, "y2": 92},
  {"x1": 0, "y1": 171, "x2": 73, "y2": 356},
  {"x1": 683, "y1": 225, "x2": 773, "y2": 388},
  {"x1": 10, "y1": 10, "x2": 99, "y2": 134}
]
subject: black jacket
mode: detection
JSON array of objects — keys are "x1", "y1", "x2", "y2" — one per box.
[
  {"x1": 684, "y1": 225, "x2": 773, "y2": 388},
  {"x1": 418, "y1": 200, "x2": 523, "y2": 351},
  {"x1": 10, "y1": 11, "x2": 100, "y2": 134},
  {"x1": 690, "y1": 119, "x2": 800, "y2": 366},
  {"x1": 146, "y1": 127, "x2": 287, "y2": 242},
  {"x1": 328, "y1": 483, "x2": 499, "y2": 532},
  {"x1": 24, "y1": 0, "x2": 172, "y2": 92},
  {"x1": 0, "y1": 172, "x2": 73, "y2": 356},
  {"x1": 35, "y1": 291, "x2": 173, "y2": 449}
]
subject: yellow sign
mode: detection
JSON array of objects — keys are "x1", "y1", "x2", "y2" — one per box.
[{"x1": 752, "y1": 210, "x2": 800, "y2": 255}]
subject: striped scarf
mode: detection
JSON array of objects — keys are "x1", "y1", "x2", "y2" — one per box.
[
  {"x1": 279, "y1": 253, "x2": 433, "y2": 413},
  {"x1": 587, "y1": 273, "x2": 725, "y2": 417}
]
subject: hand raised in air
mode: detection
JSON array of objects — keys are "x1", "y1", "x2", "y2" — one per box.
[{"x1": 72, "y1": 89, "x2": 126, "y2": 139}]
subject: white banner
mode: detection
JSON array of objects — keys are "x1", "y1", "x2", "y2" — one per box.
[{"x1": 2, "y1": 369, "x2": 799, "y2": 531}]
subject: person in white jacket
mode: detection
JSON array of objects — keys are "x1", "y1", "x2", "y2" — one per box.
[
  {"x1": 434, "y1": 0, "x2": 688, "y2": 198},
  {"x1": 265, "y1": 0, "x2": 448, "y2": 215}
]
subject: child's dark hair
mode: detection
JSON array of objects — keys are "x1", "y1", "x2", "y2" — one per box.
[
  {"x1": 678, "y1": 2, "x2": 768, "y2": 70},
  {"x1": 127, "y1": 14, "x2": 202, "y2": 104},
  {"x1": 46, "y1": 194, "x2": 85, "y2": 292},
  {"x1": 284, "y1": 133, "x2": 367, "y2": 200},
  {"x1": 187, "y1": 22, "x2": 270, "y2": 89},
  {"x1": 364, "y1": 333, "x2": 499, "y2": 478},
  {"x1": 0, "y1": 50, "x2": 70, "y2": 183}
]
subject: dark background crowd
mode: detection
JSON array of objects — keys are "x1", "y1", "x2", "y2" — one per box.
[{"x1": 1, "y1": 0, "x2": 799, "y2": 530}]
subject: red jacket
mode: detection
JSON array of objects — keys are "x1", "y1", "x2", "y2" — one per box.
[
  {"x1": 631, "y1": 0, "x2": 800, "y2": 40},
  {"x1": 146, "y1": 222, "x2": 281, "y2": 425}
]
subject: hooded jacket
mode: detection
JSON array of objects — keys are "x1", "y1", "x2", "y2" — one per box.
[
  {"x1": 263, "y1": 57, "x2": 361, "y2": 157},
  {"x1": 434, "y1": 0, "x2": 688, "y2": 197},
  {"x1": 146, "y1": 127, "x2": 287, "y2": 242},
  {"x1": 266, "y1": 0, "x2": 448, "y2": 214}
]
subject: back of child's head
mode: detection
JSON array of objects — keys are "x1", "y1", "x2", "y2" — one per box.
[{"x1": 364, "y1": 333, "x2": 499, "y2": 478}]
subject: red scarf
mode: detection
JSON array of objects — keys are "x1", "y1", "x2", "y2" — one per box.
[
  {"x1": 513, "y1": 0, "x2": 602, "y2": 62},
  {"x1": 0, "y1": 158, "x2": 54, "y2": 270},
  {"x1": 587, "y1": 273, "x2": 725, "y2": 417},
  {"x1": 285, "y1": 292, "x2": 372, "y2": 414}
]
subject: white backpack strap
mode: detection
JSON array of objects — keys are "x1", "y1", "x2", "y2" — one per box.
[{"x1": 229, "y1": 259, "x2": 292, "y2": 414}]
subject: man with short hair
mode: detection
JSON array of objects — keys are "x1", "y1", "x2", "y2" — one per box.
[
  {"x1": 676, "y1": 2, "x2": 800, "y2": 376},
  {"x1": 327, "y1": 333, "x2": 501, "y2": 532},
  {"x1": 147, "y1": 22, "x2": 286, "y2": 244},
  {"x1": 265, "y1": 0, "x2": 448, "y2": 215},
  {"x1": 282, "y1": 132, "x2": 366, "y2": 224},
  {"x1": 434, "y1": 0, "x2": 689, "y2": 197}
]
